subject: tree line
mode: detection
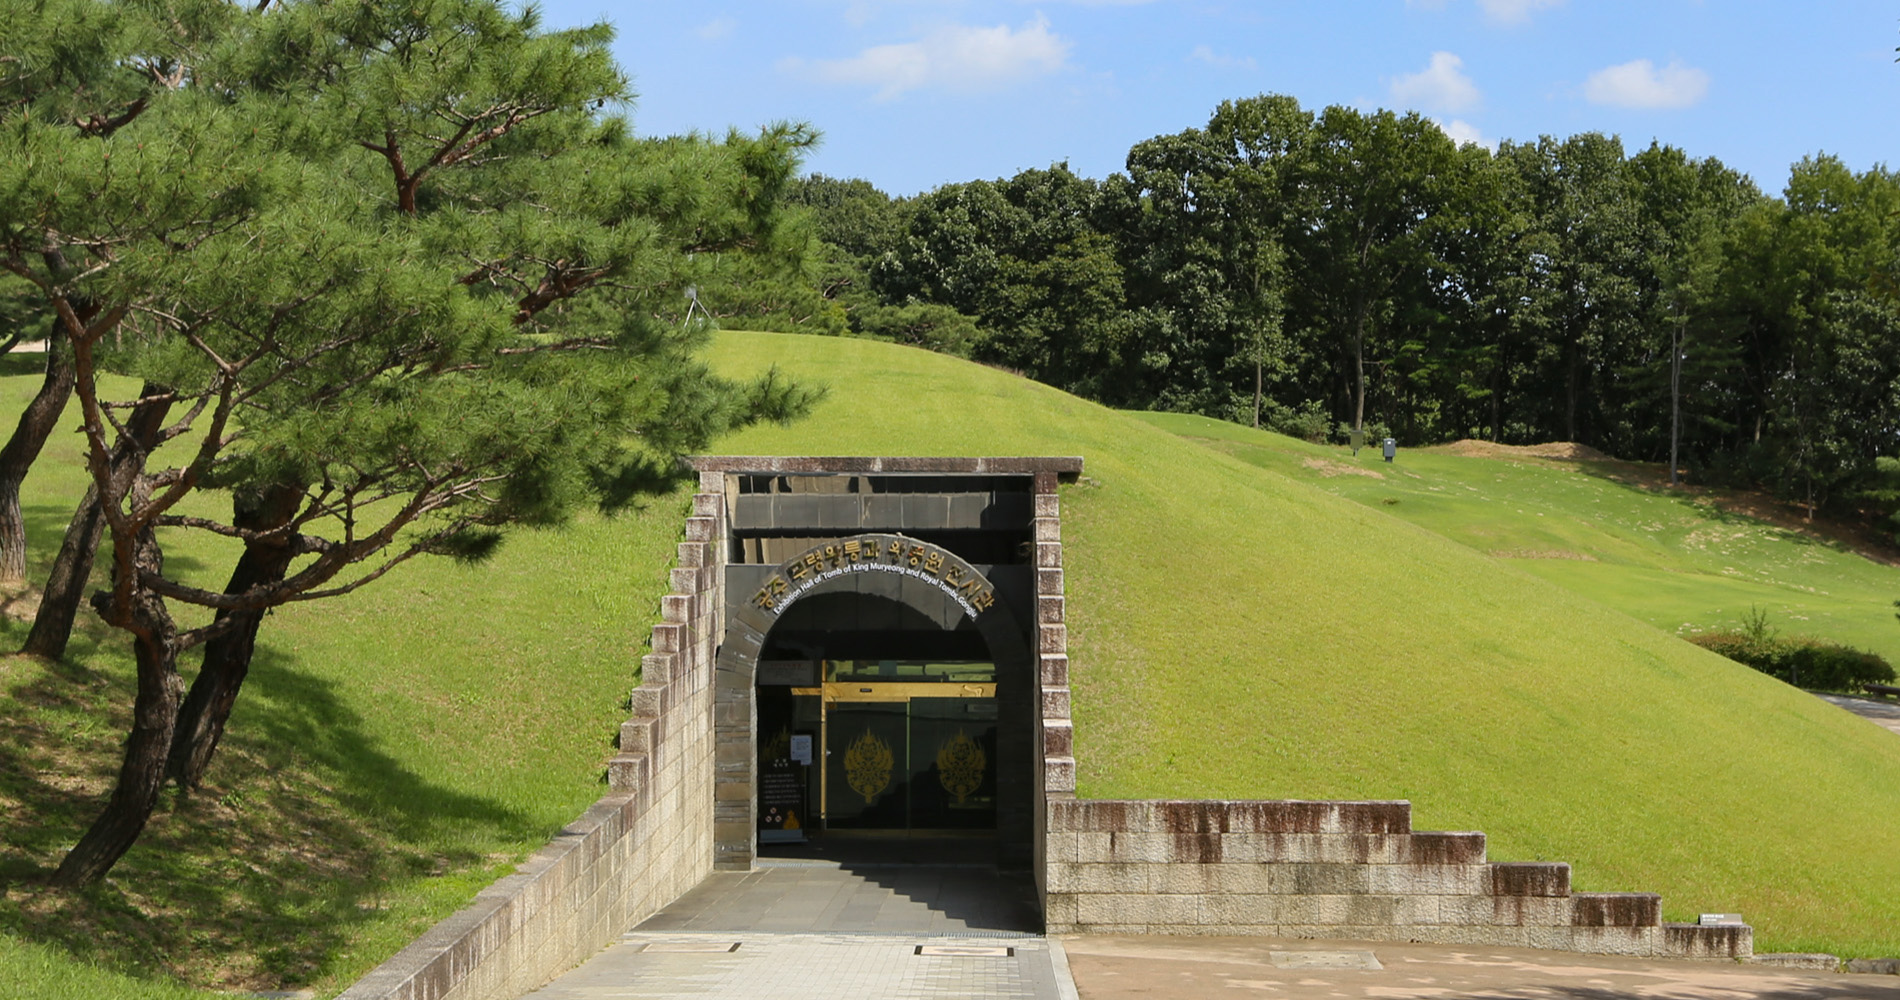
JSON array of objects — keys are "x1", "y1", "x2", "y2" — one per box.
[
  {"x1": 0, "y1": 0, "x2": 813, "y2": 886},
  {"x1": 704, "y1": 94, "x2": 1900, "y2": 533}
]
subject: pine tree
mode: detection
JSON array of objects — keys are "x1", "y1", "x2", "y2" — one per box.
[{"x1": 0, "y1": 0, "x2": 815, "y2": 886}]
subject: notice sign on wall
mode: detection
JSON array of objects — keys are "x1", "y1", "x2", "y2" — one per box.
[{"x1": 758, "y1": 756, "x2": 807, "y2": 844}]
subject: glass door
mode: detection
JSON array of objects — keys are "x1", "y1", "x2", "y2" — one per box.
[{"x1": 815, "y1": 667, "x2": 997, "y2": 831}]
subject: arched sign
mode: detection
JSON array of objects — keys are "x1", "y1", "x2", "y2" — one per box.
[{"x1": 746, "y1": 532, "x2": 998, "y2": 620}]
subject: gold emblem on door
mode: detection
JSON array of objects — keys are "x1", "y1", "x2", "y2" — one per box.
[
  {"x1": 844, "y1": 729, "x2": 893, "y2": 804},
  {"x1": 936, "y1": 730, "x2": 986, "y2": 804}
]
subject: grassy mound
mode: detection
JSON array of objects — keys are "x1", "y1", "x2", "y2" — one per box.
[
  {"x1": 707, "y1": 331, "x2": 1900, "y2": 957},
  {"x1": 3, "y1": 330, "x2": 1898, "y2": 998},
  {"x1": 0, "y1": 356, "x2": 687, "y2": 995},
  {"x1": 1138, "y1": 411, "x2": 1900, "y2": 669}
]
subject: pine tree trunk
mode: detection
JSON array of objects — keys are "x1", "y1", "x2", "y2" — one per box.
[
  {"x1": 20, "y1": 484, "x2": 105, "y2": 658},
  {"x1": 168, "y1": 484, "x2": 301, "y2": 790},
  {"x1": 0, "y1": 345, "x2": 76, "y2": 586},
  {"x1": 20, "y1": 391, "x2": 171, "y2": 661},
  {"x1": 51, "y1": 528, "x2": 179, "y2": 887}
]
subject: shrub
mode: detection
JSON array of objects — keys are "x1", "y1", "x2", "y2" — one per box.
[
  {"x1": 1785, "y1": 641, "x2": 1897, "y2": 692},
  {"x1": 1687, "y1": 630, "x2": 1789, "y2": 677},
  {"x1": 1688, "y1": 625, "x2": 1895, "y2": 693},
  {"x1": 1263, "y1": 399, "x2": 1330, "y2": 442}
]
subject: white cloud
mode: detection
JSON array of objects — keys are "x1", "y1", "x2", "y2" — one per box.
[
  {"x1": 1189, "y1": 45, "x2": 1256, "y2": 71},
  {"x1": 785, "y1": 16, "x2": 1072, "y2": 101},
  {"x1": 1435, "y1": 118, "x2": 1494, "y2": 150},
  {"x1": 1390, "y1": 51, "x2": 1480, "y2": 113},
  {"x1": 1477, "y1": 0, "x2": 1563, "y2": 24},
  {"x1": 696, "y1": 16, "x2": 736, "y2": 41},
  {"x1": 1583, "y1": 58, "x2": 1709, "y2": 109}
]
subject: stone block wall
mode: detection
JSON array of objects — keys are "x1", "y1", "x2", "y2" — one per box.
[
  {"x1": 336, "y1": 486, "x2": 726, "y2": 1000},
  {"x1": 1039, "y1": 798, "x2": 1751, "y2": 959},
  {"x1": 1031, "y1": 472, "x2": 1076, "y2": 915}
]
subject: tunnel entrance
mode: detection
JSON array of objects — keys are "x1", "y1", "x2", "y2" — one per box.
[{"x1": 702, "y1": 459, "x2": 1077, "y2": 874}]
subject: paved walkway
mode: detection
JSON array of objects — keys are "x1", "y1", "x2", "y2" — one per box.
[
  {"x1": 1816, "y1": 692, "x2": 1900, "y2": 736},
  {"x1": 1062, "y1": 934, "x2": 1900, "y2": 999},
  {"x1": 520, "y1": 857, "x2": 1073, "y2": 999}
]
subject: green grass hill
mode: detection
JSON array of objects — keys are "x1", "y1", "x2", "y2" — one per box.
[
  {"x1": 1136, "y1": 411, "x2": 1900, "y2": 669},
  {"x1": 3, "y1": 330, "x2": 1899, "y2": 997},
  {"x1": 708, "y1": 331, "x2": 1900, "y2": 957}
]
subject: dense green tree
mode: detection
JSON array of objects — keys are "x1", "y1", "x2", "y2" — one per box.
[
  {"x1": 778, "y1": 95, "x2": 1897, "y2": 516},
  {"x1": 1292, "y1": 105, "x2": 1460, "y2": 434},
  {"x1": 0, "y1": 0, "x2": 225, "y2": 587},
  {"x1": 1699, "y1": 158, "x2": 1900, "y2": 510},
  {"x1": 871, "y1": 164, "x2": 1125, "y2": 387},
  {"x1": 2, "y1": 0, "x2": 815, "y2": 886},
  {"x1": 1108, "y1": 97, "x2": 1307, "y2": 420}
]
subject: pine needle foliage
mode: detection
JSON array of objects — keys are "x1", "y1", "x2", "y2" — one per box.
[{"x1": 0, "y1": 0, "x2": 818, "y2": 885}]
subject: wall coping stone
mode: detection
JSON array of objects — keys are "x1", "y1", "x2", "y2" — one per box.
[{"x1": 687, "y1": 455, "x2": 1082, "y2": 477}]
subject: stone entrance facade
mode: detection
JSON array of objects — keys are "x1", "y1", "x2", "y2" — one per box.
[{"x1": 696, "y1": 456, "x2": 1076, "y2": 872}]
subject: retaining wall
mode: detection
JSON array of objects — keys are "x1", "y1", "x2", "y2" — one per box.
[
  {"x1": 336, "y1": 488, "x2": 726, "y2": 1000},
  {"x1": 1041, "y1": 799, "x2": 1749, "y2": 958},
  {"x1": 1026, "y1": 484, "x2": 1748, "y2": 959}
]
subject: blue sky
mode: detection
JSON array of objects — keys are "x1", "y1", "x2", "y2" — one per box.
[{"x1": 537, "y1": 1, "x2": 1900, "y2": 197}]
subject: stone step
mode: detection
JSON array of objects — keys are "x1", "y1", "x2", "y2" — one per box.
[
  {"x1": 1571, "y1": 892, "x2": 1661, "y2": 927},
  {"x1": 1489, "y1": 861, "x2": 1571, "y2": 897}
]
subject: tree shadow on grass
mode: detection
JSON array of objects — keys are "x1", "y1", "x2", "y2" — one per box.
[{"x1": 0, "y1": 639, "x2": 543, "y2": 991}]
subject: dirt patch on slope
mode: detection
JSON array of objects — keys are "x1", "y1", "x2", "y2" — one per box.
[
  {"x1": 1300, "y1": 458, "x2": 1385, "y2": 479},
  {"x1": 1489, "y1": 549, "x2": 1599, "y2": 561},
  {"x1": 1440, "y1": 439, "x2": 1611, "y2": 462}
]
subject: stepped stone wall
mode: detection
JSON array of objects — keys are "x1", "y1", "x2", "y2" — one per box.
[
  {"x1": 1026, "y1": 487, "x2": 1748, "y2": 959},
  {"x1": 336, "y1": 487, "x2": 726, "y2": 1000},
  {"x1": 1041, "y1": 799, "x2": 1749, "y2": 957}
]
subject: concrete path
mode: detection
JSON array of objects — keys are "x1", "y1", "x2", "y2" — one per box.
[
  {"x1": 519, "y1": 858, "x2": 1074, "y2": 999},
  {"x1": 1062, "y1": 934, "x2": 1900, "y2": 999},
  {"x1": 1816, "y1": 692, "x2": 1900, "y2": 736}
]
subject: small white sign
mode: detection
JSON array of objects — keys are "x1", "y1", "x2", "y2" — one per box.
[
  {"x1": 789, "y1": 734, "x2": 813, "y2": 765},
  {"x1": 1699, "y1": 913, "x2": 1746, "y2": 926}
]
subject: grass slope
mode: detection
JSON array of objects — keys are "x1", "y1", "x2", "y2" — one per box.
[
  {"x1": 0, "y1": 355, "x2": 685, "y2": 995},
  {"x1": 2, "y1": 331, "x2": 1898, "y2": 998},
  {"x1": 1137, "y1": 411, "x2": 1900, "y2": 668},
  {"x1": 707, "y1": 331, "x2": 1900, "y2": 957}
]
